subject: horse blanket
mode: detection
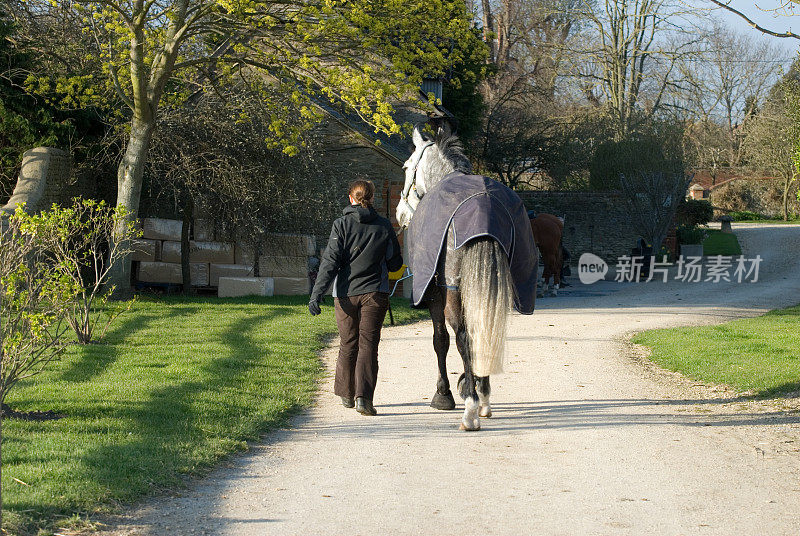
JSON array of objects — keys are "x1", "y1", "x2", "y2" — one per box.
[{"x1": 407, "y1": 172, "x2": 538, "y2": 314}]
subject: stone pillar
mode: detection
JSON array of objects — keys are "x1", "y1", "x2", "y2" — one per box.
[
  {"x1": 719, "y1": 215, "x2": 733, "y2": 234},
  {"x1": 1, "y1": 147, "x2": 72, "y2": 214}
]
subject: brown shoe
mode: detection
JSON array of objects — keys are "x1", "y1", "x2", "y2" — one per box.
[
  {"x1": 341, "y1": 396, "x2": 355, "y2": 408},
  {"x1": 355, "y1": 397, "x2": 377, "y2": 416}
]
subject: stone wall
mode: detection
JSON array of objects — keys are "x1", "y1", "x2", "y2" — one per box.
[
  {"x1": 309, "y1": 120, "x2": 406, "y2": 246},
  {"x1": 1, "y1": 147, "x2": 74, "y2": 214},
  {"x1": 516, "y1": 190, "x2": 640, "y2": 265}
]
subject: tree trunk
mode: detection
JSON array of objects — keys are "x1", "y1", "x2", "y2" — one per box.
[
  {"x1": 181, "y1": 195, "x2": 194, "y2": 293},
  {"x1": 108, "y1": 117, "x2": 156, "y2": 296},
  {"x1": 784, "y1": 176, "x2": 791, "y2": 221}
]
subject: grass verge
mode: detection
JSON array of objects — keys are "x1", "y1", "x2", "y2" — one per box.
[
  {"x1": 2, "y1": 294, "x2": 427, "y2": 535},
  {"x1": 702, "y1": 229, "x2": 742, "y2": 256},
  {"x1": 632, "y1": 304, "x2": 800, "y2": 397}
]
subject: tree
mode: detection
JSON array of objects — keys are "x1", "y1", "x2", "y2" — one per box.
[
  {"x1": 680, "y1": 24, "x2": 784, "y2": 168},
  {"x1": 741, "y1": 82, "x2": 800, "y2": 220},
  {"x1": 16, "y1": 0, "x2": 484, "y2": 293},
  {"x1": 466, "y1": 0, "x2": 585, "y2": 188},
  {"x1": 573, "y1": 0, "x2": 700, "y2": 138},
  {"x1": 145, "y1": 86, "x2": 346, "y2": 278},
  {"x1": 619, "y1": 170, "x2": 690, "y2": 250},
  {"x1": 0, "y1": 10, "x2": 108, "y2": 200}
]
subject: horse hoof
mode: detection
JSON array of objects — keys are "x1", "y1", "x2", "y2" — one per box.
[
  {"x1": 459, "y1": 422, "x2": 481, "y2": 432},
  {"x1": 430, "y1": 391, "x2": 456, "y2": 410},
  {"x1": 480, "y1": 407, "x2": 492, "y2": 418}
]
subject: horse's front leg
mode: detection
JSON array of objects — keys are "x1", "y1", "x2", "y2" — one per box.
[{"x1": 429, "y1": 290, "x2": 455, "y2": 410}]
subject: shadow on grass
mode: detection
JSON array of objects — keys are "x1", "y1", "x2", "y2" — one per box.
[
  {"x1": 71, "y1": 306, "x2": 305, "y2": 505},
  {"x1": 757, "y1": 382, "x2": 800, "y2": 399},
  {"x1": 58, "y1": 306, "x2": 199, "y2": 384}
]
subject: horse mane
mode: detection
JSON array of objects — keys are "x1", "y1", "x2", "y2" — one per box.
[{"x1": 434, "y1": 127, "x2": 472, "y2": 175}]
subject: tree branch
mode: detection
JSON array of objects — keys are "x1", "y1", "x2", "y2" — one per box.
[{"x1": 707, "y1": 0, "x2": 800, "y2": 39}]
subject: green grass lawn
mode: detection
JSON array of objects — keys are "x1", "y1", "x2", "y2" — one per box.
[
  {"x1": 2, "y1": 294, "x2": 427, "y2": 535},
  {"x1": 632, "y1": 304, "x2": 800, "y2": 397},
  {"x1": 702, "y1": 229, "x2": 742, "y2": 256}
]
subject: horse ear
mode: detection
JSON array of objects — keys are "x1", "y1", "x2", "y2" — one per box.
[
  {"x1": 436, "y1": 120, "x2": 452, "y2": 140},
  {"x1": 412, "y1": 123, "x2": 429, "y2": 147}
]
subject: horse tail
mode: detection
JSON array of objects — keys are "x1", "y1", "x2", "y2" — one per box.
[{"x1": 459, "y1": 237, "x2": 514, "y2": 377}]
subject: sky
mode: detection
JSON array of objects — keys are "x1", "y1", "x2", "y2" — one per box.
[{"x1": 712, "y1": 0, "x2": 800, "y2": 60}]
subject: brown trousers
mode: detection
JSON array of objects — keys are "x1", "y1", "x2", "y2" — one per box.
[{"x1": 333, "y1": 292, "x2": 389, "y2": 402}]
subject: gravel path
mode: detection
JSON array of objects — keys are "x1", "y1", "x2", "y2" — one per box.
[{"x1": 97, "y1": 223, "x2": 800, "y2": 536}]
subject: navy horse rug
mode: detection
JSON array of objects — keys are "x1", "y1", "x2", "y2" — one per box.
[{"x1": 407, "y1": 172, "x2": 538, "y2": 314}]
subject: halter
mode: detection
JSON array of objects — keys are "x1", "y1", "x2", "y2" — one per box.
[{"x1": 399, "y1": 141, "x2": 435, "y2": 222}]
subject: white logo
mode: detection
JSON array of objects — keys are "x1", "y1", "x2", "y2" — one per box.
[{"x1": 579, "y1": 253, "x2": 608, "y2": 284}]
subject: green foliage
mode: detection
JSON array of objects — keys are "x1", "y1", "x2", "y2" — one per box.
[
  {"x1": 19, "y1": 199, "x2": 141, "y2": 344},
  {"x1": 675, "y1": 224, "x2": 706, "y2": 245},
  {"x1": 441, "y1": 27, "x2": 490, "y2": 142},
  {"x1": 0, "y1": 207, "x2": 73, "y2": 406},
  {"x1": 728, "y1": 210, "x2": 768, "y2": 221},
  {"x1": 676, "y1": 199, "x2": 714, "y2": 227},
  {"x1": 633, "y1": 304, "x2": 800, "y2": 397},
  {"x1": 589, "y1": 130, "x2": 684, "y2": 191},
  {"x1": 1, "y1": 295, "x2": 425, "y2": 534},
  {"x1": 41, "y1": 0, "x2": 486, "y2": 146}
]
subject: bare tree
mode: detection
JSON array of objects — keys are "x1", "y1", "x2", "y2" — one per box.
[
  {"x1": 680, "y1": 23, "x2": 785, "y2": 167},
  {"x1": 146, "y1": 84, "x2": 345, "y2": 274},
  {"x1": 619, "y1": 170, "x2": 690, "y2": 249},
  {"x1": 572, "y1": 0, "x2": 701, "y2": 138},
  {"x1": 741, "y1": 91, "x2": 800, "y2": 220}
]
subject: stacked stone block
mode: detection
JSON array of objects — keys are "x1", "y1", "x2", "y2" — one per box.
[{"x1": 132, "y1": 218, "x2": 316, "y2": 297}]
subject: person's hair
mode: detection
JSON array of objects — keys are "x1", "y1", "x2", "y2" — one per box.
[{"x1": 349, "y1": 180, "x2": 375, "y2": 208}]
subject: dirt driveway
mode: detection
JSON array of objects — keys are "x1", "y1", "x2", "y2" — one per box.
[{"x1": 100, "y1": 223, "x2": 800, "y2": 536}]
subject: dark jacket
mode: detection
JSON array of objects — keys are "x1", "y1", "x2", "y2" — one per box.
[{"x1": 311, "y1": 205, "x2": 403, "y2": 301}]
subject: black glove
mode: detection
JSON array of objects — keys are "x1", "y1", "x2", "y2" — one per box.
[{"x1": 308, "y1": 299, "x2": 321, "y2": 316}]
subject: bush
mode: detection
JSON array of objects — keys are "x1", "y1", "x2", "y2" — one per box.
[
  {"x1": 1, "y1": 207, "x2": 73, "y2": 407},
  {"x1": 676, "y1": 224, "x2": 706, "y2": 245},
  {"x1": 589, "y1": 125, "x2": 684, "y2": 191},
  {"x1": 710, "y1": 178, "x2": 799, "y2": 218},
  {"x1": 20, "y1": 198, "x2": 139, "y2": 344},
  {"x1": 728, "y1": 210, "x2": 768, "y2": 221},
  {"x1": 676, "y1": 199, "x2": 714, "y2": 226}
]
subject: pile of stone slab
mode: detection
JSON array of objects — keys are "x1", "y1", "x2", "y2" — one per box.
[{"x1": 131, "y1": 218, "x2": 316, "y2": 297}]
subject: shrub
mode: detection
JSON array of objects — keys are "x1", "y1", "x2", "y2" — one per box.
[
  {"x1": 710, "y1": 178, "x2": 799, "y2": 218},
  {"x1": 676, "y1": 224, "x2": 706, "y2": 245},
  {"x1": 0, "y1": 207, "x2": 73, "y2": 407},
  {"x1": 589, "y1": 126, "x2": 684, "y2": 191},
  {"x1": 676, "y1": 199, "x2": 714, "y2": 226},
  {"x1": 19, "y1": 198, "x2": 140, "y2": 344},
  {"x1": 728, "y1": 210, "x2": 768, "y2": 221}
]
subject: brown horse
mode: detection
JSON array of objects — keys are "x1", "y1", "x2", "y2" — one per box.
[{"x1": 530, "y1": 213, "x2": 563, "y2": 296}]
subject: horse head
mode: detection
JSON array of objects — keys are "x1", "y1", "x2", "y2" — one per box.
[{"x1": 396, "y1": 124, "x2": 435, "y2": 229}]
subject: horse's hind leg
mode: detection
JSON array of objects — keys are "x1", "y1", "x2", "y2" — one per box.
[
  {"x1": 543, "y1": 253, "x2": 558, "y2": 296},
  {"x1": 454, "y1": 326, "x2": 480, "y2": 431},
  {"x1": 429, "y1": 289, "x2": 455, "y2": 410},
  {"x1": 476, "y1": 376, "x2": 492, "y2": 417},
  {"x1": 447, "y1": 291, "x2": 479, "y2": 431}
]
